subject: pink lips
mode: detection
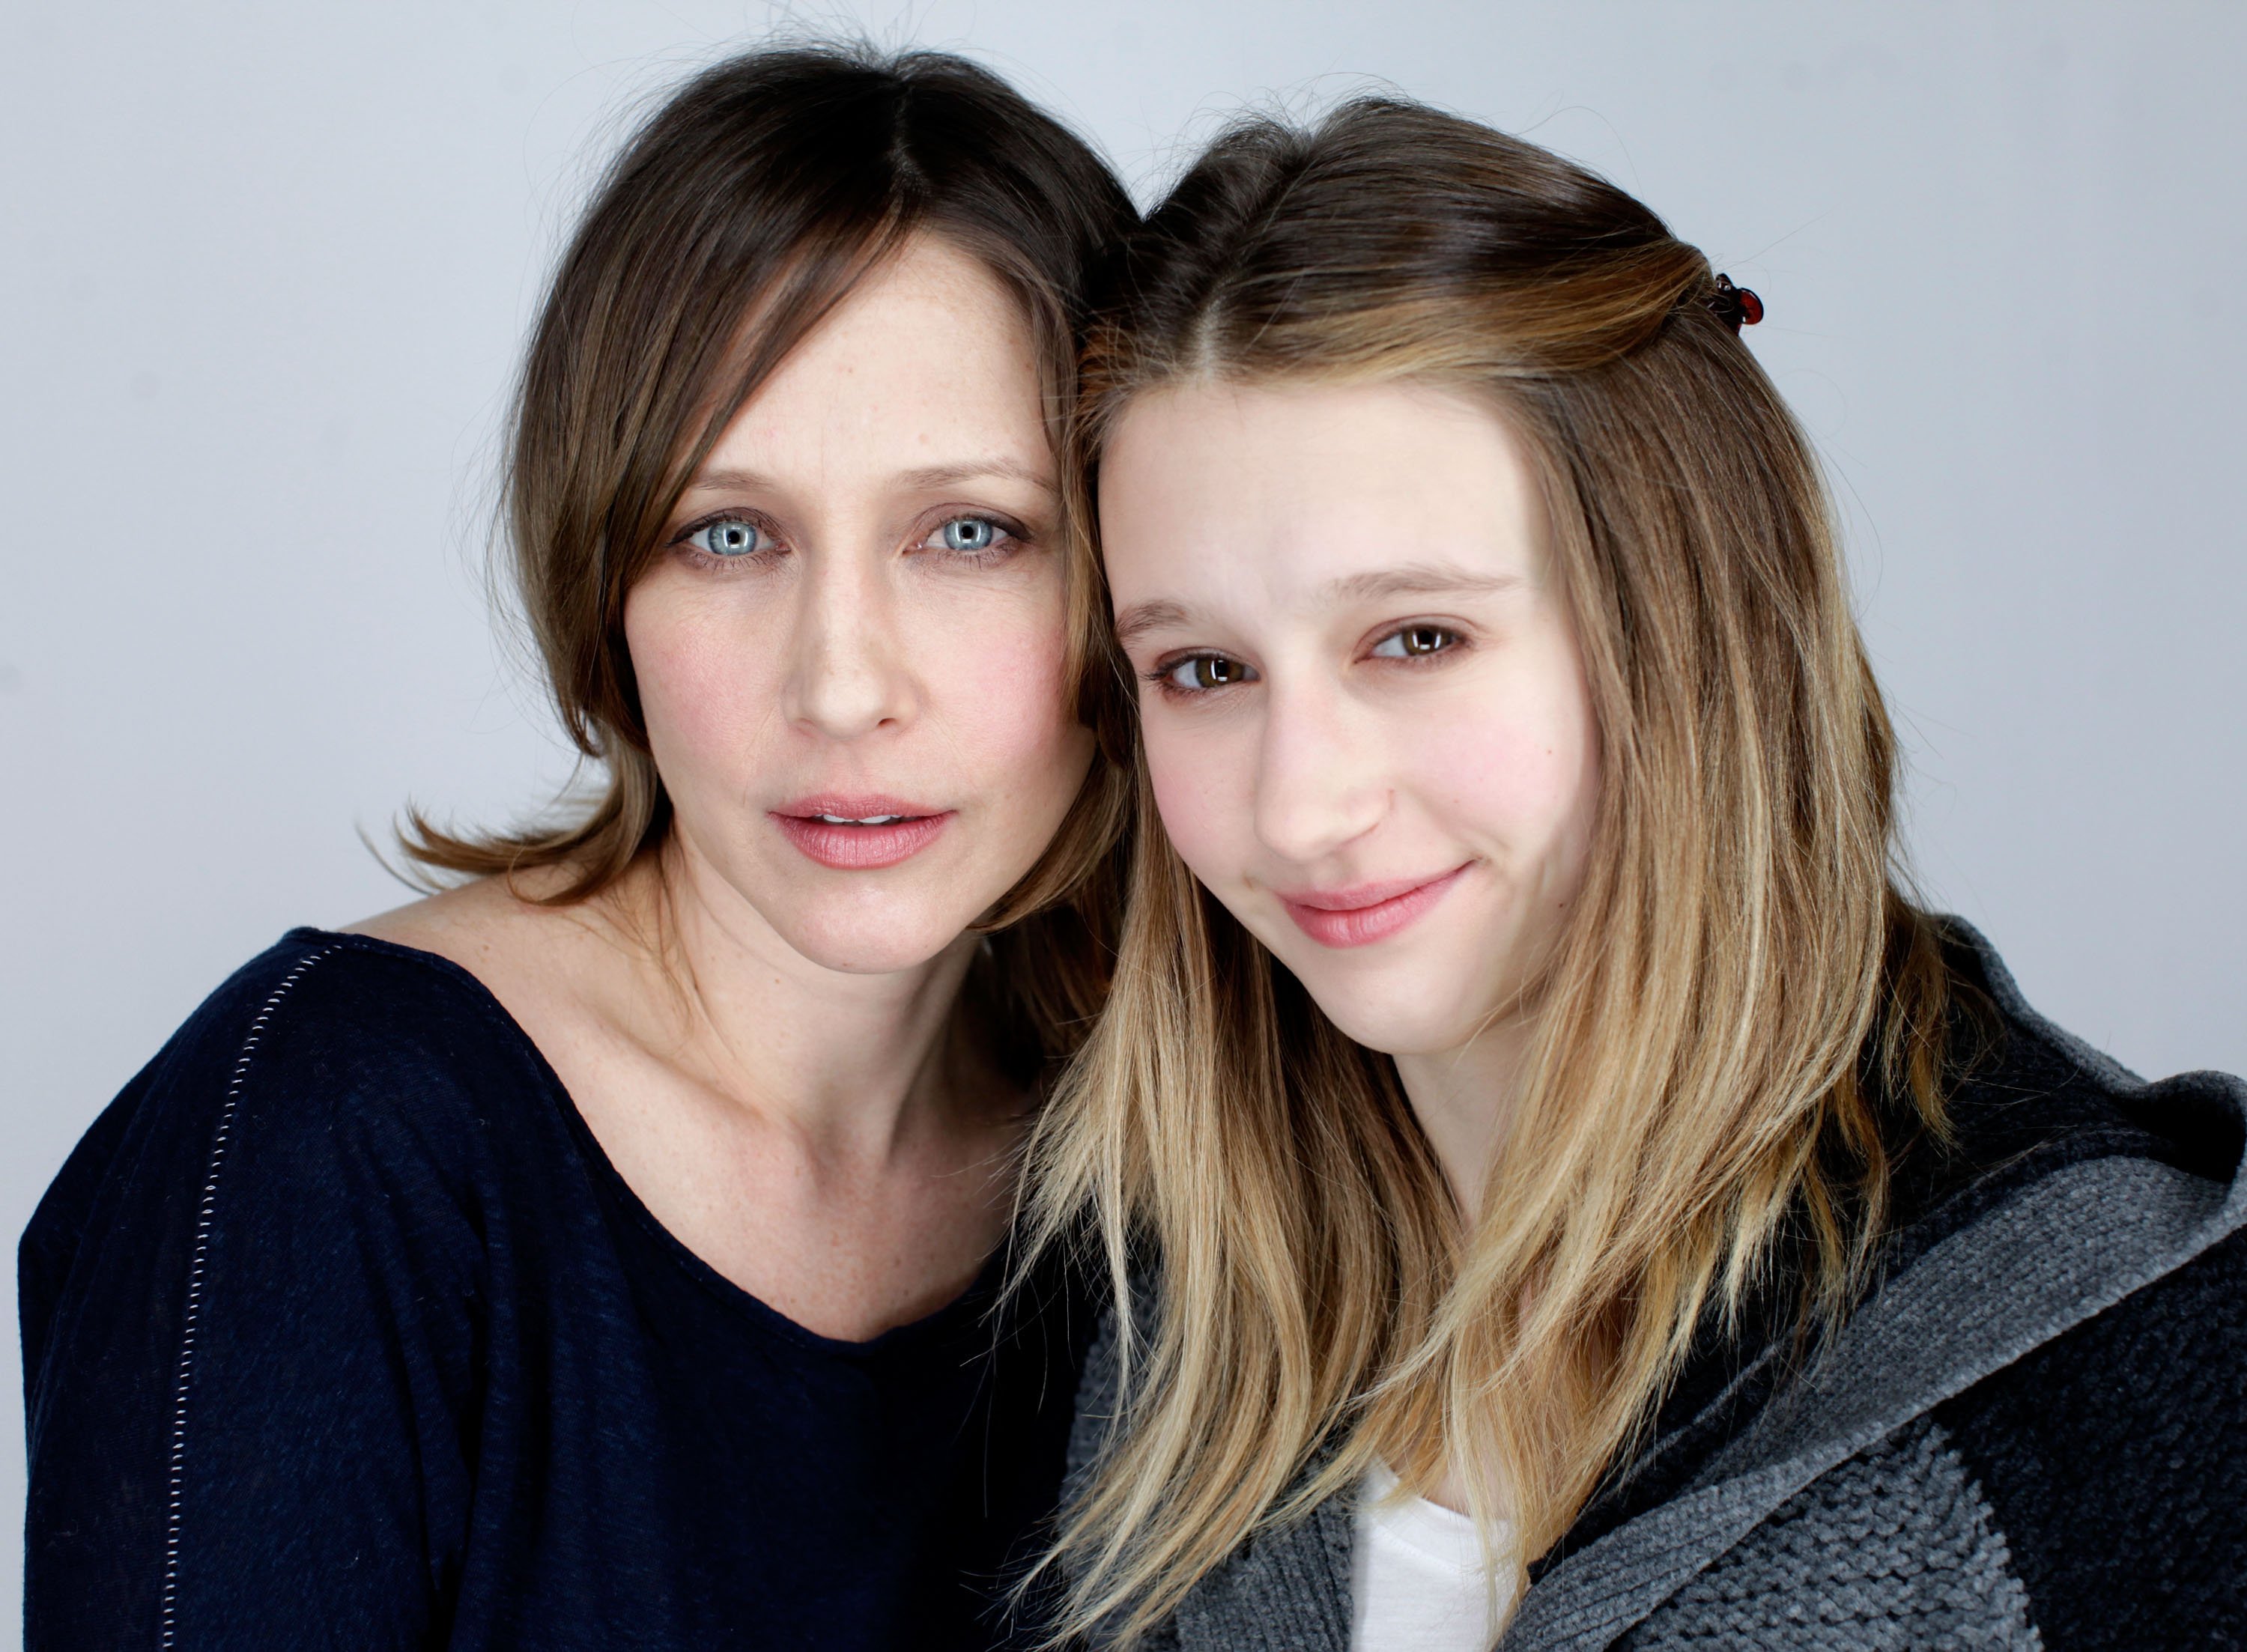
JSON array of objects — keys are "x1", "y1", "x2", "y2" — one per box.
[
  {"x1": 1276, "y1": 865, "x2": 1470, "y2": 949},
  {"x1": 770, "y1": 795, "x2": 954, "y2": 871}
]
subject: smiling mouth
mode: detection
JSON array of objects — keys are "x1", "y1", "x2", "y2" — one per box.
[
  {"x1": 1276, "y1": 865, "x2": 1472, "y2": 949},
  {"x1": 771, "y1": 798, "x2": 954, "y2": 871}
]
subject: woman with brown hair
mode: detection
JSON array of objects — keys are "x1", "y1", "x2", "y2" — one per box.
[
  {"x1": 1028, "y1": 99, "x2": 2246, "y2": 1648},
  {"x1": 21, "y1": 45, "x2": 1133, "y2": 1650}
]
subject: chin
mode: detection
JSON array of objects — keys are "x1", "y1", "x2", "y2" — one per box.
[
  {"x1": 1285, "y1": 962, "x2": 1491, "y2": 1060},
  {"x1": 689, "y1": 825, "x2": 1010, "y2": 976},
  {"x1": 766, "y1": 890, "x2": 983, "y2": 976}
]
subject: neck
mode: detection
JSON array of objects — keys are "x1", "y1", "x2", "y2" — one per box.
[
  {"x1": 1393, "y1": 1011, "x2": 1536, "y2": 1224},
  {"x1": 599, "y1": 841, "x2": 999, "y2": 1167}
]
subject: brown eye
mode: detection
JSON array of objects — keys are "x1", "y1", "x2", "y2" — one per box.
[
  {"x1": 1160, "y1": 654, "x2": 1258, "y2": 692},
  {"x1": 1372, "y1": 624, "x2": 1458, "y2": 659}
]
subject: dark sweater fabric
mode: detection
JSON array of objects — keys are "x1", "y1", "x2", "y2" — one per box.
[
  {"x1": 20, "y1": 929, "x2": 1091, "y2": 1651},
  {"x1": 1067, "y1": 922, "x2": 2247, "y2": 1649}
]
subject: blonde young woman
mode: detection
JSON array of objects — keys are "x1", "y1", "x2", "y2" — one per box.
[{"x1": 1026, "y1": 100, "x2": 2247, "y2": 1649}]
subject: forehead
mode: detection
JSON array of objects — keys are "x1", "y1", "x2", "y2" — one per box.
[
  {"x1": 703, "y1": 234, "x2": 1051, "y2": 477},
  {"x1": 1097, "y1": 377, "x2": 1546, "y2": 606}
]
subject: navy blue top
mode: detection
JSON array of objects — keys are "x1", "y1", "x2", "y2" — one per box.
[{"x1": 19, "y1": 929, "x2": 1091, "y2": 1651}]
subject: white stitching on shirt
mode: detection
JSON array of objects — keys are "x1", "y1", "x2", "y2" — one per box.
[{"x1": 159, "y1": 944, "x2": 339, "y2": 1648}]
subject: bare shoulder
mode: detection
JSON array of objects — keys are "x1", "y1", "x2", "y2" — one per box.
[
  {"x1": 342, "y1": 871, "x2": 625, "y2": 1031},
  {"x1": 349, "y1": 874, "x2": 544, "y2": 967}
]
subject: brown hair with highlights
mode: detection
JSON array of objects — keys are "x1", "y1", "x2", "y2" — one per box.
[{"x1": 401, "y1": 43, "x2": 1139, "y2": 1067}]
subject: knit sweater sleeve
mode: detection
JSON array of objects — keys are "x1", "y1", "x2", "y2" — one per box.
[
  {"x1": 19, "y1": 938, "x2": 492, "y2": 1651},
  {"x1": 1932, "y1": 1223, "x2": 2247, "y2": 1649}
]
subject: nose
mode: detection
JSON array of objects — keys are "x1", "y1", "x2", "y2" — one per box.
[
  {"x1": 1251, "y1": 675, "x2": 1388, "y2": 866},
  {"x1": 780, "y1": 550, "x2": 920, "y2": 739}
]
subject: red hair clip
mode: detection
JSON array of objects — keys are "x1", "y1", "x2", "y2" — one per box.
[{"x1": 1709, "y1": 273, "x2": 1764, "y2": 332}]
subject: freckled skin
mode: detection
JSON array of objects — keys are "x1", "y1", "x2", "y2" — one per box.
[
  {"x1": 1100, "y1": 378, "x2": 1600, "y2": 1201},
  {"x1": 625, "y1": 240, "x2": 1093, "y2": 974},
  {"x1": 354, "y1": 237, "x2": 1095, "y2": 1341}
]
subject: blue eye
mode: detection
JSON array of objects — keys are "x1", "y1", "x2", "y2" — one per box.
[
  {"x1": 689, "y1": 518, "x2": 765, "y2": 557},
  {"x1": 931, "y1": 516, "x2": 1010, "y2": 554}
]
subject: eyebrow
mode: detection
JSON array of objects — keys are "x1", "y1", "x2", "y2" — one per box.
[
  {"x1": 1113, "y1": 599, "x2": 1192, "y2": 649},
  {"x1": 1315, "y1": 562, "x2": 1525, "y2": 603},
  {"x1": 682, "y1": 459, "x2": 1056, "y2": 495},
  {"x1": 900, "y1": 458, "x2": 1056, "y2": 492},
  {"x1": 1112, "y1": 562, "x2": 1524, "y2": 650}
]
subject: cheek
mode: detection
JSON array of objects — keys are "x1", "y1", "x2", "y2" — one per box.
[
  {"x1": 1406, "y1": 662, "x2": 1600, "y2": 864},
  {"x1": 1428, "y1": 726, "x2": 1577, "y2": 835},
  {"x1": 1141, "y1": 711, "x2": 1252, "y2": 883},
  {"x1": 915, "y1": 578, "x2": 1085, "y2": 791},
  {"x1": 623, "y1": 582, "x2": 782, "y2": 779}
]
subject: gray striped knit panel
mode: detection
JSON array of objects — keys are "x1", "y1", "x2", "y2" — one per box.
[{"x1": 1618, "y1": 1416, "x2": 2042, "y2": 1650}]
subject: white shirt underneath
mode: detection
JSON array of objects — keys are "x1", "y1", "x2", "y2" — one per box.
[{"x1": 1348, "y1": 1461, "x2": 1516, "y2": 1652}]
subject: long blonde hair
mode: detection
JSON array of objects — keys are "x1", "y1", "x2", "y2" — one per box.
[{"x1": 1021, "y1": 98, "x2": 1959, "y2": 1640}]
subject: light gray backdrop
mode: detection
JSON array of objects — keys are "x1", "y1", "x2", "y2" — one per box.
[{"x1": 4, "y1": 0, "x2": 2243, "y2": 1633}]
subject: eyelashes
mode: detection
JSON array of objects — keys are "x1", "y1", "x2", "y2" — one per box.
[
  {"x1": 666, "y1": 509, "x2": 1035, "y2": 571},
  {"x1": 926, "y1": 516, "x2": 1013, "y2": 556},
  {"x1": 679, "y1": 516, "x2": 771, "y2": 559},
  {"x1": 1148, "y1": 653, "x2": 1259, "y2": 695},
  {"x1": 1144, "y1": 623, "x2": 1469, "y2": 700},
  {"x1": 1369, "y1": 623, "x2": 1461, "y2": 661}
]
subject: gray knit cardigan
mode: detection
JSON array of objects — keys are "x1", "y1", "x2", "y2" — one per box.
[{"x1": 1064, "y1": 923, "x2": 2247, "y2": 1650}]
